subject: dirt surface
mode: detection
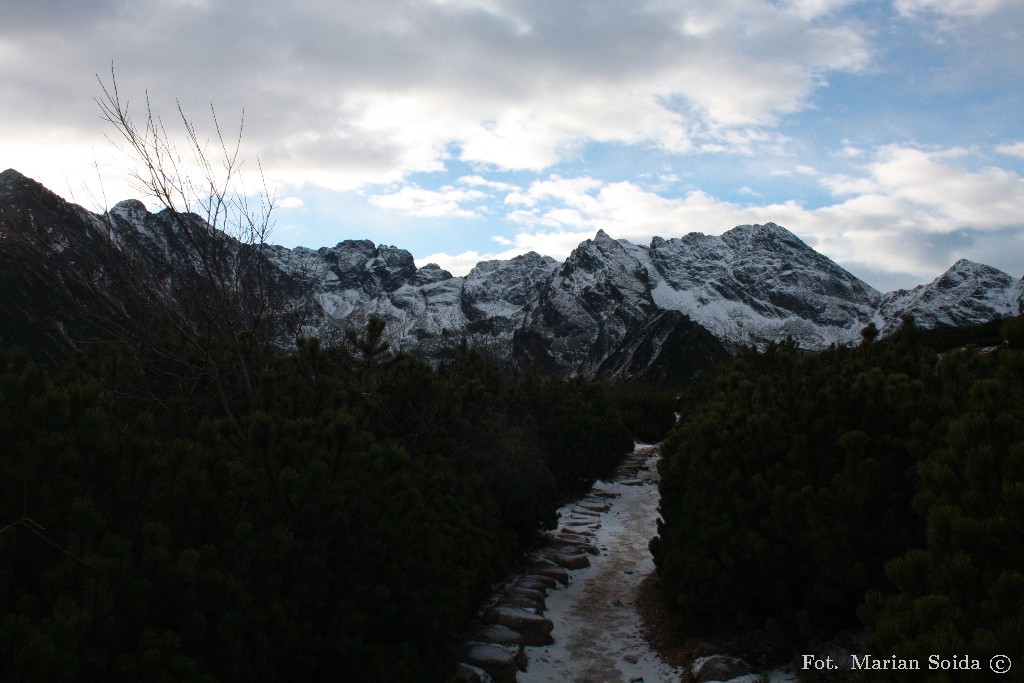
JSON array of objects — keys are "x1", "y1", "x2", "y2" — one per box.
[{"x1": 635, "y1": 572, "x2": 691, "y2": 670}]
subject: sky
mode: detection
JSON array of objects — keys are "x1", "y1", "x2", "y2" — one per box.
[{"x1": 2, "y1": 0, "x2": 1023, "y2": 291}]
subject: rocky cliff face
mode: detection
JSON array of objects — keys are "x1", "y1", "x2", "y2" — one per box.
[
  {"x1": 638, "y1": 223, "x2": 884, "y2": 348},
  {"x1": 879, "y1": 259, "x2": 1024, "y2": 332},
  {"x1": 2, "y1": 168, "x2": 1022, "y2": 383}
]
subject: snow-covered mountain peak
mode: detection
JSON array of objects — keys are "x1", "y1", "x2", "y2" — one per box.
[
  {"x1": 941, "y1": 258, "x2": 1012, "y2": 285},
  {"x1": 110, "y1": 199, "x2": 147, "y2": 215},
  {"x1": 879, "y1": 258, "x2": 1022, "y2": 333},
  {"x1": 722, "y1": 221, "x2": 794, "y2": 244},
  {"x1": 107, "y1": 200, "x2": 153, "y2": 236},
  {"x1": 3, "y1": 169, "x2": 1022, "y2": 385}
]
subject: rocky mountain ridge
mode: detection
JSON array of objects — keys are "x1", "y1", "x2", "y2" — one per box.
[{"x1": 2, "y1": 168, "x2": 1022, "y2": 383}]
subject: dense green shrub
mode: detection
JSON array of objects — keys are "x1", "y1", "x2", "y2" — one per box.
[
  {"x1": 512, "y1": 374, "x2": 635, "y2": 495},
  {"x1": 1, "y1": 325, "x2": 641, "y2": 681},
  {"x1": 860, "y1": 345, "x2": 1024, "y2": 674},
  {"x1": 652, "y1": 318, "x2": 1024, "y2": 663},
  {"x1": 610, "y1": 383, "x2": 678, "y2": 444}
]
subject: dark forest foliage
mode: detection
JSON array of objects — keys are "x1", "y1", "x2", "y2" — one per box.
[
  {"x1": 0, "y1": 327, "x2": 639, "y2": 682},
  {"x1": 652, "y1": 316, "x2": 1024, "y2": 671}
]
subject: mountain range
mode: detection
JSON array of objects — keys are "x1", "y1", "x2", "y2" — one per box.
[{"x1": 2, "y1": 168, "x2": 1022, "y2": 384}]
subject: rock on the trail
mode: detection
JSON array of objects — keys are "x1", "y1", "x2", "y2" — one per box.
[
  {"x1": 498, "y1": 587, "x2": 547, "y2": 615},
  {"x1": 459, "y1": 643, "x2": 520, "y2": 682},
  {"x1": 483, "y1": 605, "x2": 555, "y2": 646},
  {"x1": 454, "y1": 661, "x2": 495, "y2": 683},
  {"x1": 554, "y1": 538, "x2": 601, "y2": 555},
  {"x1": 690, "y1": 655, "x2": 750, "y2": 682},
  {"x1": 527, "y1": 564, "x2": 570, "y2": 586},
  {"x1": 564, "y1": 519, "x2": 600, "y2": 527},
  {"x1": 556, "y1": 530, "x2": 596, "y2": 542},
  {"x1": 466, "y1": 625, "x2": 528, "y2": 669},
  {"x1": 544, "y1": 551, "x2": 591, "y2": 570},
  {"x1": 468, "y1": 624, "x2": 526, "y2": 646},
  {"x1": 517, "y1": 574, "x2": 558, "y2": 591}
]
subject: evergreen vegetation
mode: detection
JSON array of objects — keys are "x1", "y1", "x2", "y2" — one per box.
[
  {"x1": 0, "y1": 324, "x2": 645, "y2": 682},
  {"x1": 652, "y1": 316, "x2": 1024, "y2": 672}
]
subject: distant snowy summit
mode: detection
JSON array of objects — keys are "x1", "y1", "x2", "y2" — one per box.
[
  {"x1": 2, "y1": 168, "x2": 1022, "y2": 383},
  {"x1": 262, "y1": 221, "x2": 1021, "y2": 373}
]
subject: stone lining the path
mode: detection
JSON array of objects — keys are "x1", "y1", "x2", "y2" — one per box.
[{"x1": 453, "y1": 448, "x2": 655, "y2": 682}]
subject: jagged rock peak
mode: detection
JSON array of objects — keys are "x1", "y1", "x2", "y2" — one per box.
[
  {"x1": 1, "y1": 167, "x2": 31, "y2": 186},
  {"x1": 876, "y1": 258, "x2": 1021, "y2": 333},
  {"x1": 1, "y1": 168, "x2": 60, "y2": 202},
  {"x1": 329, "y1": 238, "x2": 376, "y2": 252},
  {"x1": 929, "y1": 259, "x2": 1014, "y2": 292},
  {"x1": 113, "y1": 198, "x2": 146, "y2": 211},
  {"x1": 110, "y1": 199, "x2": 149, "y2": 220},
  {"x1": 722, "y1": 222, "x2": 806, "y2": 248},
  {"x1": 561, "y1": 229, "x2": 646, "y2": 281},
  {"x1": 944, "y1": 258, "x2": 1010, "y2": 278},
  {"x1": 576, "y1": 229, "x2": 625, "y2": 255}
]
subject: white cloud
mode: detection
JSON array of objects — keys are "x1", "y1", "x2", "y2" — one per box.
[
  {"x1": 858, "y1": 146, "x2": 1024, "y2": 230},
  {"x1": 505, "y1": 175, "x2": 605, "y2": 209},
  {"x1": 277, "y1": 196, "x2": 305, "y2": 209},
  {"x1": 498, "y1": 174, "x2": 791, "y2": 245},
  {"x1": 4, "y1": 0, "x2": 1020, "y2": 291},
  {"x1": 782, "y1": 0, "x2": 860, "y2": 19},
  {"x1": 997, "y1": 141, "x2": 1024, "y2": 158},
  {"x1": 457, "y1": 175, "x2": 519, "y2": 191},
  {"x1": 0, "y1": 0, "x2": 871, "y2": 192},
  {"x1": 820, "y1": 173, "x2": 878, "y2": 196},
  {"x1": 499, "y1": 229, "x2": 598, "y2": 260},
  {"x1": 417, "y1": 246, "x2": 531, "y2": 276},
  {"x1": 480, "y1": 146, "x2": 1024, "y2": 284},
  {"x1": 895, "y1": 0, "x2": 1009, "y2": 18},
  {"x1": 369, "y1": 185, "x2": 486, "y2": 218}
]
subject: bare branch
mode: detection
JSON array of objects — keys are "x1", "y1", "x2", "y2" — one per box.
[{"x1": 86, "y1": 67, "x2": 302, "y2": 435}]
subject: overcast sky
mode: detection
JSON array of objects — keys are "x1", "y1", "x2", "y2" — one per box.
[{"x1": 3, "y1": 0, "x2": 1023, "y2": 290}]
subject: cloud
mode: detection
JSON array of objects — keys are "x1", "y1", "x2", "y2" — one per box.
[
  {"x1": 781, "y1": 0, "x2": 860, "y2": 19},
  {"x1": 458, "y1": 175, "x2": 519, "y2": 191},
  {"x1": 498, "y1": 173, "x2": 797, "y2": 251},
  {"x1": 5, "y1": 0, "x2": 1020, "y2": 293},
  {"x1": 505, "y1": 175, "x2": 604, "y2": 209},
  {"x1": 470, "y1": 145, "x2": 1024, "y2": 285},
  {"x1": 369, "y1": 184, "x2": 487, "y2": 218},
  {"x1": 833, "y1": 146, "x2": 1024, "y2": 231},
  {"x1": 895, "y1": 0, "x2": 1010, "y2": 18},
  {"x1": 417, "y1": 246, "x2": 532, "y2": 276},
  {"x1": 0, "y1": 0, "x2": 870, "y2": 193},
  {"x1": 277, "y1": 196, "x2": 305, "y2": 209},
  {"x1": 997, "y1": 142, "x2": 1024, "y2": 158}
]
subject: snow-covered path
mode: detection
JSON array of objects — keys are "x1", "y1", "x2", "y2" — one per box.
[{"x1": 518, "y1": 445, "x2": 684, "y2": 683}]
